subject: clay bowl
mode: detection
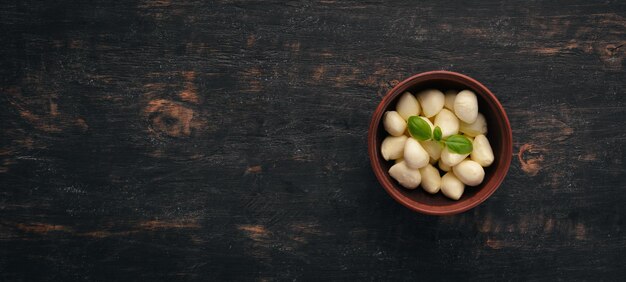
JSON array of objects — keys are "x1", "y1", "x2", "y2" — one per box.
[{"x1": 368, "y1": 71, "x2": 512, "y2": 215}]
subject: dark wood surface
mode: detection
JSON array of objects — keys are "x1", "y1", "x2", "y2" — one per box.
[{"x1": 1, "y1": 1, "x2": 625, "y2": 281}]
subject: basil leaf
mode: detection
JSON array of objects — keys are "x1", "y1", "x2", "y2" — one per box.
[
  {"x1": 433, "y1": 126, "x2": 442, "y2": 141},
  {"x1": 407, "y1": 116, "x2": 432, "y2": 141},
  {"x1": 445, "y1": 135, "x2": 473, "y2": 154}
]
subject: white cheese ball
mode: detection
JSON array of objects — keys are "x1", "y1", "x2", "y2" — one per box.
[
  {"x1": 459, "y1": 113, "x2": 487, "y2": 137},
  {"x1": 434, "y1": 109, "x2": 459, "y2": 138},
  {"x1": 454, "y1": 90, "x2": 479, "y2": 124},
  {"x1": 452, "y1": 160, "x2": 485, "y2": 186},
  {"x1": 471, "y1": 134, "x2": 494, "y2": 167},
  {"x1": 441, "y1": 172, "x2": 465, "y2": 200},
  {"x1": 416, "y1": 89, "x2": 445, "y2": 117},
  {"x1": 440, "y1": 146, "x2": 469, "y2": 167},
  {"x1": 381, "y1": 135, "x2": 407, "y2": 161},
  {"x1": 396, "y1": 92, "x2": 420, "y2": 120},
  {"x1": 438, "y1": 159, "x2": 451, "y2": 172},
  {"x1": 419, "y1": 164, "x2": 441, "y2": 194},
  {"x1": 403, "y1": 138, "x2": 430, "y2": 169},
  {"x1": 444, "y1": 90, "x2": 457, "y2": 110},
  {"x1": 389, "y1": 161, "x2": 421, "y2": 189},
  {"x1": 383, "y1": 111, "x2": 407, "y2": 137},
  {"x1": 420, "y1": 140, "x2": 442, "y2": 161}
]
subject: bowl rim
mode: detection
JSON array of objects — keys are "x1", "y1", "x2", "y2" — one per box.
[{"x1": 367, "y1": 70, "x2": 512, "y2": 215}]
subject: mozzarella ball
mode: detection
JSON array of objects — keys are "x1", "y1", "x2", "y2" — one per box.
[
  {"x1": 440, "y1": 146, "x2": 469, "y2": 167},
  {"x1": 452, "y1": 160, "x2": 485, "y2": 186},
  {"x1": 416, "y1": 89, "x2": 445, "y2": 117},
  {"x1": 389, "y1": 161, "x2": 421, "y2": 189},
  {"x1": 419, "y1": 164, "x2": 441, "y2": 194},
  {"x1": 434, "y1": 109, "x2": 459, "y2": 138},
  {"x1": 420, "y1": 140, "x2": 442, "y2": 161},
  {"x1": 403, "y1": 138, "x2": 430, "y2": 169},
  {"x1": 471, "y1": 134, "x2": 494, "y2": 167},
  {"x1": 444, "y1": 90, "x2": 457, "y2": 110},
  {"x1": 454, "y1": 90, "x2": 479, "y2": 123},
  {"x1": 459, "y1": 113, "x2": 487, "y2": 137},
  {"x1": 396, "y1": 92, "x2": 420, "y2": 120},
  {"x1": 383, "y1": 111, "x2": 407, "y2": 136},
  {"x1": 441, "y1": 172, "x2": 465, "y2": 200},
  {"x1": 438, "y1": 159, "x2": 451, "y2": 172},
  {"x1": 381, "y1": 135, "x2": 407, "y2": 161}
]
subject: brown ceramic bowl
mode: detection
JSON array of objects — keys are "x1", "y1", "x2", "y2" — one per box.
[{"x1": 368, "y1": 71, "x2": 512, "y2": 215}]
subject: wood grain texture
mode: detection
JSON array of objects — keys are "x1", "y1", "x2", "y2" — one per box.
[{"x1": 1, "y1": 0, "x2": 625, "y2": 280}]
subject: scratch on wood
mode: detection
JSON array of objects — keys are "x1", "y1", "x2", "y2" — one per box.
[
  {"x1": 529, "y1": 17, "x2": 571, "y2": 38},
  {"x1": 485, "y1": 238, "x2": 504, "y2": 249},
  {"x1": 518, "y1": 144, "x2": 543, "y2": 176},
  {"x1": 239, "y1": 67, "x2": 263, "y2": 92},
  {"x1": 75, "y1": 118, "x2": 89, "y2": 131},
  {"x1": 284, "y1": 41, "x2": 301, "y2": 53},
  {"x1": 138, "y1": 0, "x2": 172, "y2": 8},
  {"x1": 290, "y1": 222, "x2": 323, "y2": 236},
  {"x1": 138, "y1": 219, "x2": 200, "y2": 230},
  {"x1": 506, "y1": 224, "x2": 515, "y2": 233},
  {"x1": 68, "y1": 39, "x2": 84, "y2": 49},
  {"x1": 16, "y1": 223, "x2": 71, "y2": 234},
  {"x1": 246, "y1": 34, "x2": 256, "y2": 48},
  {"x1": 578, "y1": 153, "x2": 597, "y2": 161},
  {"x1": 357, "y1": 68, "x2": 403, "y2": 97},
  {"x1": 179, "y1": 71, "x2": 200, "y2": 104},
  {"x1": 358, "y1": 68, "x2": 389, "y2": 87},
  {"x1": 82, "y1": 230, "x2": 134, "y2": 238},
  {"x1": 318, "y1": 50, "x2": 334, "y2": 58},
  {"x1": 245, "y1": 165, "x2": 262, "y2": 174},
  {"x1": 330, "y1": 67, "x2": 362, "y2": 88},
  {"x1": 19, "y1": 110, "x2": 61, "y2": 132},
  {"x1": 10, "y1": 218, "x2": 200, "y2": 238},
  {"x1": 574, "y1": 223, "x2": 587, "y2": 240},
  {"x1": 49, "y1": 99, "x2": 58, "y2": 117},
  {"x1": 438, "y1": 23, "x2": 451, "y2": 32},
  {"x1": 4, "y1": 86, "x2": 85, "y2": 133},
  {"x1": 1, "y1": 159, "x2": 14, "y2": 173},
  {"x1": 525, "y1": 41, "x2": 592, "y2": 55},
  {"x1": 462, "y1": 28, "x2": 488, "y2": 38},
  {"x1": 291, "y1": 236, "x2": 307, "y2": 243},
  {"x1": 544, "y1": 218, "x2": 554, "y2": 233},
  {"x1": 312, "y1": 65, "x2": 325, "y2": 81},
  {"x1": 237, "y1": 224, "x2": 271, "y2": 242},
  {"x1": 478, "y1": 214, "x2": 493, "y2": 233},
  {"x1": 182, "y1": 70, "x2": 196, "y2": 81},
  {"x1": 518, "y1": 216, "x2": 529, "y2": 234}
]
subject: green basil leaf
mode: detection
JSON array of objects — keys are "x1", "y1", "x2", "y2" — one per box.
[
  {"x1": 445, "y1": 135, "x2": 473, "y2": 154},
  {"x1": 407, "y1": 116, "x2": 432, "y2": 141},
  {"x1": 433, "y1": 126, "x2": 442, "y2": 141}
]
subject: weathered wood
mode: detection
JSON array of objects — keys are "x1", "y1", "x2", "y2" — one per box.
[{"x1": 1, "y1": 0, "x2": 625, "y2": 280}]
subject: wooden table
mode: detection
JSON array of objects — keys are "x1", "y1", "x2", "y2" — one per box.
[{"x1": 1, "y1": 1, "x2": 625, "y2": 280}]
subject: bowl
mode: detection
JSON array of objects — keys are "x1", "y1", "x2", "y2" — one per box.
[{"x1": 367, "y1": 71, "x2": 512, "y2": 215}]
